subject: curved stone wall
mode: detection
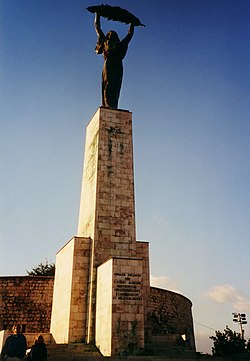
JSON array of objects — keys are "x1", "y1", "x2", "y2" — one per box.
[
  {"x1": 0, "y1": 277, "x2": 195, "y2": 352},
  {"x1": 148, "y1": 287, "x2": 195, "y2": 350}
]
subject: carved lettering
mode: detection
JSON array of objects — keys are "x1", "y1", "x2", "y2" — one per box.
[{"x1": 113, "y1": 272, "x2": 142, "y2": 302}]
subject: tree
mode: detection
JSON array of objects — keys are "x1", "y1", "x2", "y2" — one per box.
[
  {"x1": 210, "y1": 326, "x2": 247, "y2": 356},
  {"x1": 27, "y1": 260, "x2": 55, "y2": 276}
]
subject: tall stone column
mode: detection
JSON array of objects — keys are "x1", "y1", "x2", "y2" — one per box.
[
  {"x1": 78, "y1": 107, "x2": 136, "y2": 250},
  {"x1": 78, "y1": 107, "x2": 140, "y2": 342}
]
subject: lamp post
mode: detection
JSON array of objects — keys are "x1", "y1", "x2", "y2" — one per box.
[{"x1": 232, "y1": 313, "x2": 247, "y2": 339}]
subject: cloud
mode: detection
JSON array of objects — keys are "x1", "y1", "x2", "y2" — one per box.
[
  {"x1": 234, "y1": 296, "x2": 250, "y2": 311},
  {"x1": 205, "y1": 284, "x2": 250, "y2": 311},
  {"x1": 150, "y1": 275, "x2": 181, "y2": 293},
  {"x1": 205, "y1": 284, "x2": 237, "y2": 303}
]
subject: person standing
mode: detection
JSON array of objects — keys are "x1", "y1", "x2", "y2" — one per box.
[
  {"x1": 1, "y1": 324, "x2": 27, "y2": 361},
  {"x1": 29, "y1": 336, "x2": 47, "y2": 361}
]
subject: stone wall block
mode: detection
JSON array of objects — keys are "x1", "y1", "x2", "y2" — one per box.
[{"x1": 0, "y1": 276, "x2": 54, "y2": 332}]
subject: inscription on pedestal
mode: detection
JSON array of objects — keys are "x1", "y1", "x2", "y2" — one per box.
[{"x1": 114, "y1": 272, "x2": 142, "y2": 301}]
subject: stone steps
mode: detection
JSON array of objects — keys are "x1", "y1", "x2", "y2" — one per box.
[
  {"x1": 46, "y1": 343, "x2": 198, "y2": 361},
  {"x1": 47, "y1": 343, "x2": 102, "y2": 360},
  {"x1": 144, "y1": 344, "x2": 197, "y2": 359}
]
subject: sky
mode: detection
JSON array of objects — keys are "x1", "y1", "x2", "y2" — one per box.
[{"x1": 1, "y1": 0, "x2": 250, "y2": 355}]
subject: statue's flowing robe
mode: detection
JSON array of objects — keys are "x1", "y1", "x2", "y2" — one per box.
[{"x1": 96, "y1": 34, "x2": 130, "y2": 109}]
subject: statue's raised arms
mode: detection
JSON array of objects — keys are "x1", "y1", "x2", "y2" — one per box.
[{"x1": 87, "y1": 5, "x2": 144, "y2": 109}]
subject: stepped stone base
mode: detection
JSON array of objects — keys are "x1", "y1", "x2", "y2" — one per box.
[
  {"x1": 46, "y1": 342, "x2": 197, "y2": 361},
  {"x1": 47, "y1": 343, "x2": 102, "y2": 360}
]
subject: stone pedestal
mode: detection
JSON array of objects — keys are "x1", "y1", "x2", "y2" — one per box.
[
  {"x1": 50, "y1": 108, "x2": 150, "y2": 354},
  {"x1": 77, "y1": 107, "x2": 150, "y2": 344},
  {"x1": 96, "y1": 257, "x2": 145, "y2": 356}
]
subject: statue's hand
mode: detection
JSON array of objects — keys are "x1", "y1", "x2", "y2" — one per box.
[
  {"x1": 95, "y1": 12, "x2": 100, "y2": 21},
  {"x1": 129, "y1": 22, "x2": 135, "y2": 31},
  {"x1": 95, "y1": 12, "x2": 100, "y2": 24},
  {"x1": 94, "y1": 12, "x2": 102, "y2": 35}
]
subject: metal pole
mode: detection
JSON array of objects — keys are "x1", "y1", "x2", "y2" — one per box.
[
  {"x1": 239, "y1": 319, "x2": 243, "y2": 339},
  {"x1": 232, "y1": 312, "x2": 247, "y2": 339}
]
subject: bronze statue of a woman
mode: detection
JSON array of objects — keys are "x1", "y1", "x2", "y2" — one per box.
[{"x1": 94, "y1": 12, "x2": 134, "y2": 109}]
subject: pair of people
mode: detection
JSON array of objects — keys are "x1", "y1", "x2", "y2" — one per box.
[{"x1": 1, "y1": 325, "x2": 47, "y2": 361}]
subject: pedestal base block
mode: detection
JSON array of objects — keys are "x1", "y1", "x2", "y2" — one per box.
[{"x1": 96, "y1": 257, "x2": 145, "y2": 356}]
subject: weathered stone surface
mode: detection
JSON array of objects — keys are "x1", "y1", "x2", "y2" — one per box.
[
  {"x1": 0, "y1": 276, "x2": 53, "y2": 333},
  {"x1": 76, "y1": 108, "x2": 147, "y2": 345},
  {"x1": 96, "y1": 257, "x2": 145, "y2": 356},
  {"x1": 148, "y1": 287, "x2": 195, "y2": 350},
  {"x1": 50, "y1": 237, "x2": 90, "y2": 343}
]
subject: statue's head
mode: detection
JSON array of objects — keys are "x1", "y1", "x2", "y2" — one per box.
[{"x1": 106, "y1": 31, "x2": 120, "y2": 43}]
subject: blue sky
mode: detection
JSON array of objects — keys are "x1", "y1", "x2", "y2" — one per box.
[{"x1": 1, "y1": 0, "x2": 250, "y2": 354}]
